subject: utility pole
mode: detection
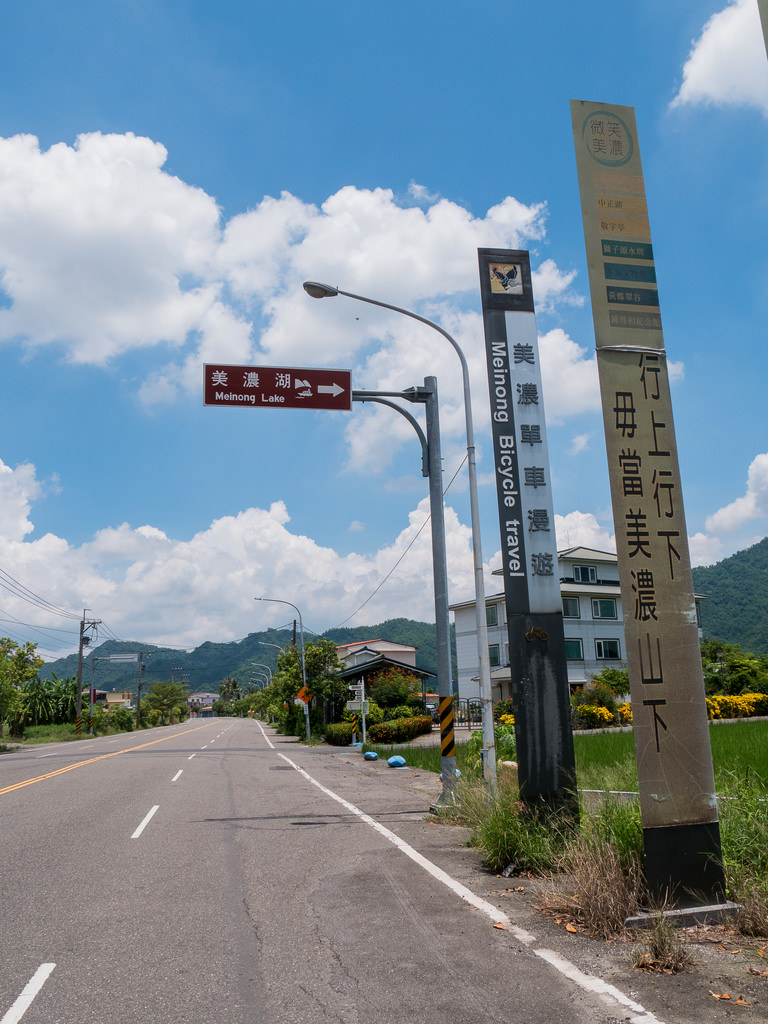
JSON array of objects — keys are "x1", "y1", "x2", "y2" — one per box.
[
  {"x1": 135, "y1": 652, "x2": 149, "y2": 729},
  {"x1": 76, "y1": 611, "x2": 101, "y2": 735}
]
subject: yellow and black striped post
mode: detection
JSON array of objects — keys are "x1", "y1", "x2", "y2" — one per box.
[
  {"x1": 350, "y1": 714, "x2": 358, "y2": 744},
  {"x1": 75, "y1": 715, "x2": 82, "y2": 735},
  {"x1": 438, "y1": 695, "x2": 458, "y2": 799}
]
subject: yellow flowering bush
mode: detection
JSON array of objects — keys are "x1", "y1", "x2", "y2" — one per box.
[
  {"x1": 705, "y1": 692, "x2": 768, "y2": 720},
  {"x1": 617, "y1": 702, "x2": 633, "y2": 724},
  {"x1": 572, "y1": 703, "x2": 615, "y2": 729},
  {"x1": 499, "y1": 713, "x2": 515, "y2": 726}
]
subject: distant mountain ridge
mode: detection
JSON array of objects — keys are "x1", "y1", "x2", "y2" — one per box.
[
  {"x1": 691, "y1": 536, "x2": 768, "y2": 656},
  {"x1": 40, "y1": 618, "x2": 453, "y2": 694}
]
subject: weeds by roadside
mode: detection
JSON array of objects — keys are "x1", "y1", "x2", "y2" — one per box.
[
  {"x1": 433, "y1": 770, "x2": 768, "y2": 943},
  {"x1": 632, "y1": 911, "x2": 694, "y2": 973}
]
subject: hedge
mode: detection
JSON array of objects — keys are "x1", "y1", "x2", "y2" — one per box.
[
  {"x1": 324, "y1": 722, "x2": 355, "y2": 745},
  {"x1": 367, "y1": 715, "x2": 432, "y2": 744},
  {"x1": 705, "y1": 692, "x2": 768, "y2": 720}
]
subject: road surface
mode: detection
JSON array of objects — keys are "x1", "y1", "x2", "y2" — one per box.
[{"x1": 0, "y1": 719, "x2": 761, "y2": 1023}]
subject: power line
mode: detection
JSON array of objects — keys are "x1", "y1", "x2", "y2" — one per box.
[
  {"x1": 331, "y1": 453, "x2": 468, "y2": 630},
  {"x1": 0, "y1": 566, "x2": 81, "y2": 620}
]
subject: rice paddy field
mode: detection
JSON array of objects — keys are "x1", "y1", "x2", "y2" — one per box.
[
  {"x1": 573, "y1": 719, "x2": 768, "y2": 795},
  {"x1": 366, "y1": 719, "x2": 768, "y2": 796}
]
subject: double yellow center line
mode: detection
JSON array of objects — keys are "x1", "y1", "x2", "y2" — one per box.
[{"x1": 0, "y1": 723, "x2": 213, "y2": 797}]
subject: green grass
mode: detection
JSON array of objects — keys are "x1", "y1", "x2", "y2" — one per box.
[
  {"x1": 574, "y1": 719, "x2": 768, "y2": 792},
  {"x1": 4, "y1": 723, "x2": 87, "y2": 744},
  {"x1": 361, "y1": 739, "x2": 472, "y2": 774},
  {"x1": 365, "y1": 720, "x2": 768, "y2": 794}
]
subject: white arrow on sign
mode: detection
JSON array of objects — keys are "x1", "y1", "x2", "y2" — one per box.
[{"x1": 317, "y1": 382, "x2": 346, "y2": 398}]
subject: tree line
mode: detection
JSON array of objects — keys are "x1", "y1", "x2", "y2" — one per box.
[{"x1": 0, "y1": 637, "x2": 192, "y2": 740}]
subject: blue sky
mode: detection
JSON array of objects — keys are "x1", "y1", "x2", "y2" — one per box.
[{"x1": 0, "y1": 0, "x2": 766, "y2": 658}]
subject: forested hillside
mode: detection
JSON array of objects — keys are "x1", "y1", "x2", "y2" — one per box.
[
  {"x1": 40, "y1": 619, "x2": 452, "y2": 694},
  {"x1": 692, "y1": 536, "x2": 768, "y2": 656}
]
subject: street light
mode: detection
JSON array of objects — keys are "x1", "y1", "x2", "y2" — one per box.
[
  {"x1": 303, "y1": 281, "x2": 496, "y2": 785},
  {"x1": 255, "y1": 596, "x2": 309, "y2": 739},
  {"x1": 251, "y1": 662, "x2": 273, "y2": 683}
]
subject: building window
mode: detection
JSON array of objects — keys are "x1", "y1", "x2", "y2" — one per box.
[
  {"x1": 489, "y1": 644, "x2": 500, "y2": 667},
  {"x1": 486, "y1": 604, "x2": 499, "y2": 627},
  {"x1": 562, "y1": 596, "x2": 580, "y2": 618},
  {"x1": 596, "y1": 639, "x2": 621, "y2": 660},
  {"x1": 573, "y1": 565, "x2": 597, "y2": 583},
  {"x1": 592, "y1": 598, "x2": 617, "y2": 619},
  {"x1": 565, "y1": 639, "x2": 584, "y2": 660}
]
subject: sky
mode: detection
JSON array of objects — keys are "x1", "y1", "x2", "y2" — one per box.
[{"x1": 0, "y1": 0, "x2": 766, "y2": 659}]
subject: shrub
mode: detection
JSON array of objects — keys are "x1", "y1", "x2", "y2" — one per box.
[
  {"x1": 465, "y1": 724, "x2": 516, "y2": 774},
  {"x1": 341, "y1": 700, "x2": 384, "y2": 725},
  {"x1": 588, "y1": 666, "x2": 629, "y2": 696},
  {"x1": 388, "y1": 704, "x2": 414, "y2": 720},
  {"x1": 572, "y1": 704, "x2": 615, "y2": 729},
  {"x1": 706, "y1": 692, "x2": 768, "y2": 720},
  {"x1": 324, "y1": 722, "x2": 354, "y2": 746},
  {"x1": 617, "y1": 702, "x2": 632, "y2": 724},
  {"x1": 493, "y1": 698, "x2": 515, "y2": 721},
  {"x1": 367, "y1": 667, "x2": 423, "y2": 709},
  {"x1": 109, "y1": 707, "x2": 135, "y2": 732},
  {"x1": 367, "y1": 715, "x2": 432, "y2": 743}
]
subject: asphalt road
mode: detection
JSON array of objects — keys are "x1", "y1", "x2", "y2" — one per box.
[{"x1": 0, "y1": 719, "x2": 763, "y2": 1023}]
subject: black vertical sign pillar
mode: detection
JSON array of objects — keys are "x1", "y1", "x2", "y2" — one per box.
[{"x1": 478, "y1": 249, "x2": 576, "y2": 809}]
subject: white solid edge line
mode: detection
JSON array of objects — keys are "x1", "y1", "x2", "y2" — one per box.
[
  {"x1": 131, "y1": 805, "x2": 159, "y2": 839},
  {"x1": 1, "y1": 963, "x2": 56, "y2": 1024},
  {"x1": 171, "y1": 770, "x2": 183, "y2": 782},
  {"x1": 277, "y1": 752, "x2": 666, "y2": 1024},
  {"x1": 255, "y1": 721, "x2": 275, "y2": 749}
]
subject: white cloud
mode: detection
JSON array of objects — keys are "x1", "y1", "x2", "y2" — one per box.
[
  {"x1": 0, "y1": 469, "x2": 484, "y2": 655},
  {"x1": 554, "y1": 511, "x2": 615, "y2": 553},
  {"x1": 684, "y1": 453, "x2": 768, "y2": 565},
  {"x1": 0, "y1": 459, "x2": 42, "y2": 540},
  {"x1": 538, "y1": 328, "x2": 600, "y2": 423},
  {"x1": 531, "y1": 259, "x2": 583, "y2": 314},
  {"x1": 688, "y1": 531, "x2": 725, "y2": 567},
  {"x1": 0, "y1": 133, "x2": 222, "y2": 363},
  {"x1": 570, "y1": 433, "x2": 592, "y2": 454},
  {"x1": 0, "y1": 133, "x2": 597, "y2": 474},
  {"x1": 671, "y1": 0, "x2": 768, "y2": 115},
  {"x1": 705, "y1": 451, "x2": 768, "y2": 532}
]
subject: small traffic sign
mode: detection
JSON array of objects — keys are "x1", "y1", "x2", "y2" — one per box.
[
  {"x1": 204, "y1": 364, "x2": 352, "y2": 411},
  {"x1": 346, "y1": 700, "x2": 361, "y2": 711},
  {"x1": 296, "y1": 686, "x2": 313, "y2": 704}
]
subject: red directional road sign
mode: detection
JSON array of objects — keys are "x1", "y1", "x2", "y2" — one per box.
[{"x1": 204, "y1": 363, "x2": 352, "y2": 411}]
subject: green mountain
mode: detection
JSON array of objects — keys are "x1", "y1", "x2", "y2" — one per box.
[
  {"x1": 40, "y1": 619, "x2": 453, "y2": 694},
  {"x1": 692, "y1": 536, "x2": 768, "y2": 656}
]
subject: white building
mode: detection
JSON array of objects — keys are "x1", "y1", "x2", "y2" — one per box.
[{"x1": 451, "y1": 546, "x2": 701, "y2": 703}]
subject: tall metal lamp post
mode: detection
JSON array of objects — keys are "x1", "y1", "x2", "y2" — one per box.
[
  {"x1": 255, "y1": 597, "x2": 309, "y2": 739},
  {"x1": 303, "y1": 281, "x2": 496, "y2": 785}
]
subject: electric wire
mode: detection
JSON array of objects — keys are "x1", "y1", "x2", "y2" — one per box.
[
  {"x1": 0, "y1": 566, "x2": 81, "y2": 619},
  {"x1": 331, "y1": 453, "x2": 469, "y2": 630}
]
